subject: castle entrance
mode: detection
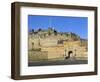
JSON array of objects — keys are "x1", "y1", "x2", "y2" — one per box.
[{"x1": 65, "y1": 51, "x2": 73, "y2": 59}]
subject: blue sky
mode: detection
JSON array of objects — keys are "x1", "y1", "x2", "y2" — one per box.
[{"x1": 28, "y1": 15, "x2": 88, "y2": 39}]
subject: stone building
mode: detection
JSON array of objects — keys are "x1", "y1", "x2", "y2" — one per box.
[{"x1": 28, "y1": 28, "x2": 87, "y2": 61}]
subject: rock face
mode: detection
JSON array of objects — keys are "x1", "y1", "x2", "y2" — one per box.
[{"x1": 28, "y1": 28, "x2": 87, "y2": 62}]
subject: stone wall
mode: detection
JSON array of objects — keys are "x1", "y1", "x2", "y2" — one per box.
[
  {"x1": 41, "y1": 46, "x2": 65, "y2": 60},
  {"x1": 28, "y1": 51, "x2": 48, "y2": 61},
  {"x1": 28, "y1": 36, "x2": 88, "y2": 61}
]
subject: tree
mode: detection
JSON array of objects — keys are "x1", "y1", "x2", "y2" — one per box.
[
  {"x1": 29, "y1": 29, "x2": 34, "y2": 34},
  {"x1": 54, "y1": 29, "x2": 57, "y2": 35},
  {"x1": 31, "y1": 29, "x2": 34, "y2": 33},
  {"x1": 38, "y1": 28, "x2": 42, "y2": 31}
]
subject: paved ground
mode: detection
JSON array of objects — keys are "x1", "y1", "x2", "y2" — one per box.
[{"x1": 28, "y1": 58, "x2": 88, "y2": 66}]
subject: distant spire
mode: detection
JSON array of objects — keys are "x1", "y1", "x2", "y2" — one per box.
[{"x1": 49, "y1": 17, "x2": 52, "y2": 27}]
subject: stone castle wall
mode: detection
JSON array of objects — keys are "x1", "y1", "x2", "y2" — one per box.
[
  {"x1": 41, "y1": 46, "x2": 65, "y2": 60},
  {"x1": 28, "y1": 33, "x2": 87, "y2": 61},
  {"x1": 28, "y1": 51, "x2": 48, "y2": 61}
]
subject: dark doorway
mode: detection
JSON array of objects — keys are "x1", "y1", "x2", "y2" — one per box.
[{"x1": 65, "y1": 51, "x2": 73, "y2": 59}]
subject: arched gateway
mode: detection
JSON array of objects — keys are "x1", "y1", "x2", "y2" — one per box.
[{"x1": 65, "y1": 51, "x2": 73, "y2": 59}]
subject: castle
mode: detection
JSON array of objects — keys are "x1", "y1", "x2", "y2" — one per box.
[{"x1": 28, "y1": 28, "x2": 87, "y2": 62}]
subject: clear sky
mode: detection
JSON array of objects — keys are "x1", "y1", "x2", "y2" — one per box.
[{"x1": 28, "y1": 15, "x2": 88, "y2": 39}]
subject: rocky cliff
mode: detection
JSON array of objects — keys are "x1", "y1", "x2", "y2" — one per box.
[{"x1": 28, "y1": 27, "x2": 82, "y2": 41}]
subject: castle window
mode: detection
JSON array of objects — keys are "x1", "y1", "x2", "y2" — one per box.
[{"x1": 57, "y1": 40, "x2": 63, "y2": 44}]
